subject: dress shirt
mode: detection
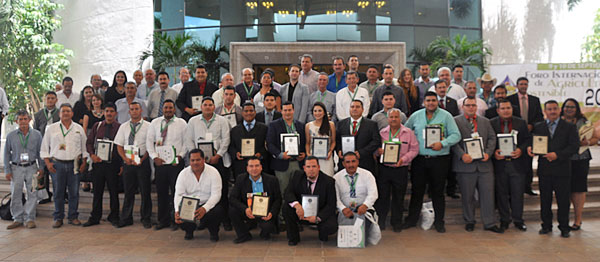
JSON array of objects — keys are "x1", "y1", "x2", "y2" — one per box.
[
  {"x1": 379, "y1": 125, "x2": 419, "y2": 167},
  {"x1": 85, "y1": 120, "x2": 121, "y2": 157},
  {"x1": 146, "y1": 87, "x2": 178, "y2": 119},
  {"x1": 518, "y1": 92, "x2": 529, "y2": 109},
  {"x1": 404, "y1": 107, "x2": 461, "y2": 156},
  {"x1": 244, "y1": 119, "x2": 256, "y2": 132},
  {"x1": 333, "y1": 167, "x2": 378, "y2": 212},
  {"x1": 4, "y1": 128, "x2": 44, "y2": 173},
  {"x1": 250, "y1": 175, "x2": 264, "y2": 193},
  {"x1": 358, "y1": 80, "x2": 383, "y2": 99},
  {"x1": 115, "y1": 97, "x2": 149, "y2": 123},
  {"x1": 335, "y1": 86, "x2": 370, "y2": 120},
  {"x1": 146, "y1": 116, "x2": 188, "y2": 159},
  {"x1": 185, "y1": 113, "x2": 231, "y2": 166},
  {"x1": 370, "y1": 84, "x2": 408, "y2": 116},
  {"x1": 289, "y1": 176, "x2": 318, "y2": 208},
  {"x1": 428, "y1": 83, "x2": 467, "y2": 101},
  {"x1": 299, "y1": 69, "x2": 319, "y2": 93},
  {"x1": 348, "y1": 117, "x2": 363, "y2": 134},
  {"x1": 56, "y1": 91, "x2": 80, "y2": 107},
  {"x1": 478, "y1": 92, "x2": 495, "y2": 108},
  {"x1": 457, "y1": 97, "x2": 489, "y2": 116},
  {"x1": 415, "y1": 77, "x2": 434, "y2": 105},
  {"x1": 451, "y1": 79, "x2": 467, "y2": 88},
  {"x1": 546, "y1": 119, "x2": 559, "y2": 137},
  {"x1": 253, "y1": 89, "x2": 281, "y2": 113},
  {"x1": 212, "y1": 88, "x2": 242, "y2": 108},
  {"x1": 308, "y1": 89, "x2": 336, "y2": 122},
  {"x1": 114, "y1": 119, "x2": 151, "y2": 156},
  {"x1": 0, "y1": 87, "x2": 9, "y2": 113},
  {"x1": 371, "y1": 109, "x2": 407, "y2": 130},
  {"x1": 174, "y1": 165, "x2": 222, "y2": 213},
  {"x1": 327, "y1": 72, "x2": 347, "y2": 93},
  {"x1": 40, "y1": 121, "x2": 89, "y2": 161},
  {"x1": 136, "y1": 82, "x2": 159, "y2": 100},
  {"x1": 172, "y1": 82, "x2": 185, "y2": 94}
]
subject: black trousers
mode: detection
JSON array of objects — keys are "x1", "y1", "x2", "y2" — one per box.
[
  {"x1": 120, "y1": 158, "x2": 152, "y2": 224},
  {"x1": 446, "y1": 170, "x2": 458, "y2": 195},
  {"x1": 213, "y1": 159, "x2": 231, "y2": 226},
  {"x1": 495, "y1": 161, "x2": 524, "y2": 224},
  {"x1": 282, "y1": 205, "x2": 337, "y2": 242},
  {"x1": 181, "y1": 204, "x2": 224, "y2": 237},
  {"x1": 89, "y1": 162, "x2": 121, "y2": 223},
  {"x1": 524, "y1": 154, "x2": 534, "y2": 192},
  {"x1": 229, "y1": 207, "x2": 277, "y2": 238},
  {"x1": 375, "y1": 165, "x2": 408, "y2": 228},
  {"x1": 43, "y1": 166, "x2": 53, "y2": 200},
  {"x1": 406, "y1": 155, "x2": 450, "y2": 226},
  {"x1": 155, "y1": 162, "x2": 184, "y2": 227},
  {"x1": 539, "y1": 175, "x2": 571, "y2": 232}
]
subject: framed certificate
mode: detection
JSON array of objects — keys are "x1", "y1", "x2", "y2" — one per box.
[
  {"x1": 382, "y1": 142, "x2": 401, "y2": 164},
  {"x1": 579, "y1": 123, "x2": 594, "y2": 154},
  {"x1": 425, "y1": 125, "x2": 442, "y2": 148},
  {"x1": 282, "y1": 134, "x2": 299, "y2": 157},
  {"x1": 312, "y1": 137, "x2": 329, "y2": 159},
  {"x1": 197, "y1": 142, "x2": 215, "y2": 160},
  {"x1": 532, "y1": 135, "x2": 548, "y2": 155},
  {"x1": 224, "y1": 113, "x2": 237, "y2": 128},
  {"x1": 301, "y1": 194, "x2": 319, "y2": 217},
  {"x1": 124, "y1": 145, "x2": 141, "y2": 165},
  {"x1": 95, "y1": 139, "x2": 113, "y2": 162},
  {"x1": 179, "y1": 196, "x2": 200, "y2": 223},
  {"x1": 464, "y1": 138, "x2": 484, "y2": 160},
  {"x1": 497, "y1": 134, "x2": 516, "y2": 157},
  {"x1": 241, "y1": 138, "x2": 255, "y2": 157},
  {"x1": 192, "y1": 96, "x2": 203, "y2": 111},
  {"x1": 341, "y1": 136, "x2": 355, "y2": 154},
  {"x1": 251, "y1": 195, "x2": 270, "y2": 217},
  {"x1": 157, "y1": 145, "x2": 178, "y2": 164}
]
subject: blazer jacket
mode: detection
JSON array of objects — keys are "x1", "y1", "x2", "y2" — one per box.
[
  {"x1": 176, "y1": 79, "x2": 218, "y2": 121},
  {"x1": 441, "y1": 96, "x2": 460, "y2": 117},
  {"x1": 228, "y1": 121, "x2": 269, "y2": 162},
  {"x1": 280, "y1": 82, "x2": 310, "y2": 123},
  {"x1": 266, "y1": 118, "x2": 307, "y2": 171},
  {"x1": 490, "y1": 116, "x2": 530, "y2": 173},
  {"x1": 33, "y1": 108, "x2": 60, "y2": 137},
  {"x1": 256, "y1": 110, "x2": 282, "y2": 124},
  {"x1": 507, "y1": 93, "x2": 544, "y2": 125},
  {"x1": 451, "y1": 114, "x2": 496, "y2": 173},
  {"x1": 335, "y1": 117, "x2": 381, "y2": 171},
  {"x1": 229, "y1": 173, "x2": 282, "y2": 219},
  {"x1": 284, "y1": 170, "x2": 337, "y2": 221},
  {"x1": 531, "y1": 119, "x2": 579, "y2": 177}
]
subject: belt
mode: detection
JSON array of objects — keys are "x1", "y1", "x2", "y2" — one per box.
[
  {"x1": 52, "y1": 158, "x2": 74, "y2": 163},
  {"x1": 10, "y1": 161, "x2": 36, "y2": 167},
  {"x1": 421, "y1": 155, "x2": 448, "y2": 159}
]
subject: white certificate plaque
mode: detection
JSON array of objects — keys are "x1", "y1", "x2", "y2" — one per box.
[
  {"x1": 192, "y1": 96, "x2": 203, "y2": 111},
  {"x1": 302, "y1": 194, "x2": 319, "y2": 218},
  {"x1": 282, "y1": 135, "x2": 299, "y2": 157},
  {"x1": 241, "y1": 138, "x2": 255, "y2": 157},
  {"x1": 179, "y1": 196, "x2": 200, "y2": 223},
  {"x1": 341, "y1": 136, "x2": 355, "y2": 154},
  {"x1": 312, "y1": 137, "x2": 329, "y2": 159},
  {"x1": 532, "y1": 135, "x2": 548, "y2": 155},
  {"x1": 95, "y1": 139, "x2": 113, "y2": 162},
  {"x1": 497, "y1": 134, "x2": 516, "y2": 157},
  {"x1": 197, "y1": 142, "x2": 215, "y2": 160},
  {"x1": 425, "y1": 125, "x2": 442, "y2": 148},
  {"x1": 464, "y1": 138, "x2": 484, "y2": 160}
]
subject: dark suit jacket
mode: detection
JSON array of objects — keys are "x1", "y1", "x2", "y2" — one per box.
[
  {"x1": 256, "y1": 110, "x2": 282, "y2": 124},
  {"x1": 234, "y1": 82, "x2": 260, "y2": 103},
  {"x1": 441, "y1": 96, "x2": 460, "y2": 116},
  {"x1": 266, "y1": 118, "x2": 306, "y2": 171},
  {"x1": 531, "y1": 119, "x2": 579, "y2": 177},
  {"x1": 228, "y1": 121, "x2": 269, "y2": 165},
  {"x1": 33, "y1": 108, "x2": 60, "y2": 137},
  {"x1": 229, "y1": 173, "x2": 282, "y2": 219},
  {"x1": 176, "y1": 79, "x2": 218, "y2": 121},
  {"x1": 507, "y1": 94, "x2": 544, "y2": 125},
  {"x1": 485, "y1": 106, "x2": 498, "y2": 119},
  {"x1": 490, "y1": 116, "x2": 531, "y2": 172},
  {"x1": 335, "y1": 117, "x2": 381, "y2": 170},
  {"x1": 284, "y1": 170, "x2": 337, "y2": 221}
]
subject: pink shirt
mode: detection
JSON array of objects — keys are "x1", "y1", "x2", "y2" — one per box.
[
  {"x1": 379, "y1": 125, "x2": 419, "y2": 167},
  {"x1": 518, "y1": 92, "x2": 528, "y2": 109}
]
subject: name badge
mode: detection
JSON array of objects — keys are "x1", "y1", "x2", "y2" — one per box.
[
  {"x1": 392, "y1": 138, "x2": 400, "y2": 142},
  {"x1": 59, "y1": 144, "x2": 66, "y2": 150},
  {"x1": 156, "y1": 137, "x2": 163, "y2": 146},
  {"x1": 471, "y1": 132, "x2": 480, "y2": 139},
  {"x1": 20, "y1": 153, "x2": 30, "y2": 163}
]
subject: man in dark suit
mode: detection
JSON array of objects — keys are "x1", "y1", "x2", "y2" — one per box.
[
  {"x1": 33, "y1": 91, "x2": 60, "y2": 204},
  {"x1": 433, "y1": 80, "x2": 460, "y2": 199},
  {"x1": 283, "y1": 157, "x2": 337, "y2": 245},
  {"x1": 527, "y1": 100, "x2": 579, "y2": 238},
  {"x1": 229, "y1": 157, "x2": 281, "y2": 244},
  {"x1": 266, "y1": 101, "x2": 306, "y2": 208},
  {"x1": 255, "y1": 93, "x2": 281, "y2": 125},
  {"x1": 176, "y1": 65, "x2": 219, "y2": 121},
  {"x1": 508, "y1": 77, "x2": 544, "y2": 195},
  {"x1": 490, "y1": 98, "x2": 530, "y2": 232},
  {"x1": 335, "y1": 100, "x2": 381, "y2": 171},
  {"x1": 484, "y1": 84, "x2": 508, "y2": 119},
  {"x1": 229, "y1": 102, "x2": 269, "y2": 177}
]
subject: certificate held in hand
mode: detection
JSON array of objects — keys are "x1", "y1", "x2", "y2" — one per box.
[
  {"x1": 282, "y1": 135, "x2": 299, "y2": 157},
  {"x1": 191, "y1": 96, "x2": 203, "y2": 111},
  {"x1": 341, "y1": 136, "x2": 355, "y2": 154},
  {"x1": 241, "y1": 138, "x2": 255, "y2": 157},
  {"x1": 179, "y1": 196, "x2": 201, "y2": 223},
  {"x1": 95, "y1": 139, "x2": 113, "y2": 162},
  {"x1": 497, "y1": 134, "x2": 516, "y2": 157},
  {"x1": 382, "y1": 142, "x2": 401, "y2": 164},
  {"x1": 425, "y1": 125, "x2": 442, "y2": 148},
  {"x1": 197, "y1": 142, "x2": 215, "y2": 160},
  {"x1": 251, "y1": 195, "x2": 270, "y2": 217},
  {"x1": 302, "y1": 195, "x2": 319, "y2": 217},
  {"x1": 532, "y1": 135, "x2": 548, "y2": 155},
  {"x1": 312, "y1": 137, "x2": 329, "y2": 159},
  {"x1": 464, "y1": 138, "x2": 484, "y2": 160}
]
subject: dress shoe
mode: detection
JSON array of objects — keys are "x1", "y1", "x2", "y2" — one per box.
[
  {"x1": 447, "y1": 193, "x2": 460, "y2": 199},
  {"x1": 434, "y1": 224, "x2": 446, "y2": 233},
  {"x1": 525, "y1": 190, "x2": 538, "y2": 196},
  {"x1": 560, "y1": 230, "x2": 570, "y2": 238},
  {"x1": 233, "y1": 234, "x2": 252, "y2": 244},
  {"x1": 25, "y1": 221, "x2": 36, "y2": 229},
  {"x1": 393, "y1": 225, "x2": 403, "y2": 232},
  {"x1": 184, "y1": 231, "x2": 194, "y2": 240},
  {"x1": 288, "y1": 240, "x2": 298, "y2": 246},
  {"x1": 117, "y1": 221, "x2": 133, "y2": 228},
  {"x1": 223, "y1": 223, "x2": 233, "y2": 231},
  {"x1": 570, "y1": 223, "x2": 581, "y2": 231},
  {"x1": 500, "y1": 221, "x2": 509, "y2": 231},
  {"x1": 38, "y1": 198, "x2": 52, "y2": 204},
  {"x1": 319, "y1": 235, "x2": 329, "y2": 242},
  {"x1": 83, "y1": 220, "x2": 99, "y2": 227},
  {"x1": 6, "y1": 222, "x2": 23, "y2": 230},
  {"x1": 465, "y1": 223, "x2": 475, "y2": 232},
  {"x1": 515, "y1": 223, "x2": 527, "y2": 231},
  {"x1": 539, "y1": 228, "x2": 552, "y2": 235},
  {"x1": 484, "y1": 226, "x2": 504, "y2": 234},
  {"x1": 52, "y1": 220, "x2": 63, "y2": 228},
  {"x1": 68, "y1": 219, "x2": 82, "y2": 226},
  {"x1": 171, "y1": 223, "x2": 180, "y2": 231},
  {"x1": 210, "y1": 234, "x2": 219, "y2": 242},
  {"x1": 154, "y1": 224, "x2": 169, "y2": 230},
  {"x1": 142, "y1": 221, "x2": 152, "y2": 229},
  {"x1": 401, "y1": 222, "x2": 417, "y2": 229}
]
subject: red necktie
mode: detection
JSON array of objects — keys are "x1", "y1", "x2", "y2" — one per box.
[{"x1": 352, "y1": 120, "x2": 358, "y2": 135}]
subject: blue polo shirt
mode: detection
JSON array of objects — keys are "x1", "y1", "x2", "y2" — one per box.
[
  {"x1": 327, "y1": 71, "x2": 347, "y2": 93},
  {"x1": 404, "y1": 107, "x2": 461, "y2": 156},
  {"x1": 250, "y1": 175, "x2": 263, "y2": 193}
]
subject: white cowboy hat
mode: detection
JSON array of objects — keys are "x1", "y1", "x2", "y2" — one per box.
[{"x1": 477, "y1": 73, "x2": 497, "y2": 86}]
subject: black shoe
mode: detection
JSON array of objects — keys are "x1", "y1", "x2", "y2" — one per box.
[
  {"x1": 210, "y1": 234, "x2": 219, "y2": 242},
  {"x1": 223, "y1": 223, "x2": 233, "y2": 231},
  {"x1": 233, "y1": 234, "x2": 252, "y2": 244},
  {"x1": 515, "y1": 223, "x2": 527, "y2": 231},
  {"x1": 401, "y1": 222, "x2": 417, "y2": 229},
  {"x1": 560, "y1": 230, "x2": 570, "y2": 238},
  {"x1": 171, "y1": 223, "x2": 179, "y2": 231},
  {"x1": 484, "y1": 225, "x2": 504, "y2": 234},
  {"x1": 196, "y1": 222, "x2": 206, "y2": 230},
  {"x1": 500, "y1": 221, "x2": 509, "y2": 231},
  {"x1": 184, "y1": 231, "x2": 193, "y2": 240},
  {"x1": 525, "y1": 190, "x2": 538, "y2": 196},
  {"x1": 39, "y1": 198, "x2": 52, "y2": 204},
  {"x1": 539, "y1": 228, "x2": 552, "y2": 235},
  {"x1": 465, "y1": 223, "x2": 475, "y2": 232},
  {"x1": 288, "y1": 240, "x2": 298, "y2": 246},
  {"x1": 154, "y1": 224, "x2": 169, "y2": 230},
  {"x1": 142, "y1": 221, "x2": 152, "y2": 229},
  {"x1": 447, "y1": 193, "x2": 460, "y2": 199},
  {"x1": 82, "y1": 220, "x2": 99, "y2": 227},
  {"x1": 117, "y1": 221, "x2": 133, "y2": 228},
  {"x1": 110, "y1": 220, "x2": 120, "y2": 228},
  {"x1": 393, "y1": 225, "x2": 403, "y2": 232},
  {"x1": 319, "y1": 235, "x2": 328, "y2": 242},
  {"x1": 435, "y1": 224, "x2": 446, "y2": 233},
  {"x1": 570, "y1": 224, "x2": 581, "y2": 231}
]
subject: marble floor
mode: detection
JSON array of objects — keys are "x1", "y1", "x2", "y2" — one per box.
[{"x1": 0, "y1": 217, "x2": 599, "y2": 261}]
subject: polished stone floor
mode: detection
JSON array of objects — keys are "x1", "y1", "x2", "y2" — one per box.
[{"x1": 0, "y1": 217, "x2": 599, "y2": 261}]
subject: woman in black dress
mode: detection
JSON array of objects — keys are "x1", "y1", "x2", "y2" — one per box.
[
  {"x1": 73, "y1": 86, "x2": 94, "y2": 125},
  {"x1": 561, "y1": 98, "x2": 598, "y2": 230},
  {"x1": 83, "y1": 94, "x2": 105, "y2": 132},
  {"x1": 104, "y1": 70, "x2": 127, "y2": 104}
]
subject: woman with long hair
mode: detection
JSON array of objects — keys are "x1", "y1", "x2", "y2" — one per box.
[
  {"x1": 104, "y1": 70, "x2": 127, "y2": 104},
  {"x1": 561, "y1": 98, "x2": 598, "y2": 230},
  {"x1": 83, "y1": 94, "x2": 105, "y2": 132},
  {"x1": 253, "y1": 70, "x2": 281, "y2": 112},
  {"x1": 305, "y1": 102, "x2": 336, "y2": 176},
  {"x1": 397, "y1": 69, "x2": 420, "y2": 116},
  {"x1": 73, "y1": 86, "x2": 94, "y2": 125}
]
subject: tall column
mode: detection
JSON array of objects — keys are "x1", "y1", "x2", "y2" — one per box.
[{"x1": 162, "y1": 0, "x2": 185, "y2": 37}]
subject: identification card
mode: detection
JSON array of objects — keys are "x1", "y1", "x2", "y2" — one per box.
[{"x1": 19, "y1": 153, "x2": 30, "y2": 163}]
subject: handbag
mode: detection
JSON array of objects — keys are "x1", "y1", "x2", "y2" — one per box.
[{"x1": 0, "y1": 193, "x2": 26, "y2": 221}]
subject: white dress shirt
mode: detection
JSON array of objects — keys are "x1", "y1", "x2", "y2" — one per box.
[
  {"x1": 333, "y1": 167, "x2": 378, "y2": 212},
  {"x1": 115, "y1": 97, "x2": 149, "y2": 123},
  {"x1": 457, "y1": 96, "x2": 489, "y2": 116},
  {"x1": 185, "y1": 113, "x2": 231, "y2": 167},
  {"x1": 56, "y1": 91, "x2": 80, "y2": 107},
  {"x1": 146, "y1": 116, "x2": 188, "y2": 160},
  {"x1": 40, "y1": 121, "x2": 89, "y2": 161},
  {"x1": 172, "y1": 82, "x2": 184, "y2": 94},
  {"x1": 428, "y1": 83, "x2": 467, "y2": 101},
  {"x1": 114, "y1": 119, "x2": 151, "y2": 156},
  {"x1": 335, "y1": 86, "x2": 370, "y2": 120},
  {"x1": 212, "y1": 88, "x2": 242, "y2": 107},
  {"x1": 174, "y1": 165, "x2": 222, "y2": 213}
]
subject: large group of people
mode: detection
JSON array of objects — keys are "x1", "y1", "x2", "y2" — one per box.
[{"x1": 3, "y1": 54, "x2": 597, "y2": 247}]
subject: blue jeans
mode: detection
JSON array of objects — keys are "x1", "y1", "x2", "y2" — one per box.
[
  {"x1": 50, "y1": 160, "x2": 80, "y2": 221},
  {"x1": 10, "y1": 165, "x2": 38, "y2": 222}
]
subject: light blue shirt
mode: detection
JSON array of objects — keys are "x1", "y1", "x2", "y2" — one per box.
[
  {"x1": 250, "y1": 175, "x2": 263, "y2": 193},
  {"x1": 546, "y1": 119, "x2": 559, "y2": 137},
  {"x1": 244, "y1": 119, "x2": 256, "y2": 132},
  {"x1": 405, "y1": 107, "x2": 461, "y2": 156}
]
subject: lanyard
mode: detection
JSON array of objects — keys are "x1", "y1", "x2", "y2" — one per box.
[
  {"x1": 19, "y1": 131, "x2": 30, "y2": 149},
  {"x1": 285, "y1": 121, "x2": 296, "y2": 133},
  {"x1": 160, "y1": 117, "x2": 174, "y2": 132},
  {"x1": 388, "y1": 127, "x2": 401, "y2": 142},
  {"x1": 60, "y1": 123, "x2": 72, "y2": 138},
  {"x1": 318, "y1": 91, "x2": 326, "y2": 103},
  {"x1": 223, "y1": 106, "x2": 234, "y2": 114},
  {"x1": 146, "y1": 84, "x2": 153, "y2": 97},
  {"x1": 202, "y1": 115, "x2": 216, "y2": 129},
  {"x1": 243, "y1": 82, "x2": 254, "y2": 97},
  {"x1": 345, "y1": 174, "x2": 358, "y2": 198},
  {"x1": 347, "y1": 88, "x2": 358, "y2": 101},
  {"x1": 44, "y1": 108, "x2": 54, "y2": 122},
  {"x1": 130, "y1": 122, "x2": 141, "y2": 138}
]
